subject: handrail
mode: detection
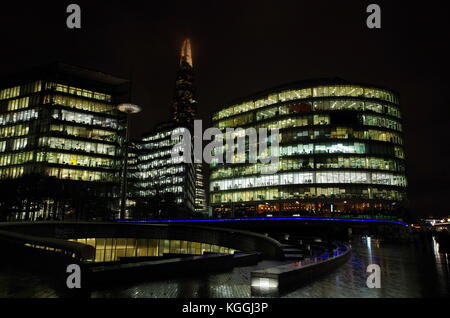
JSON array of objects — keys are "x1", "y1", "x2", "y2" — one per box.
[
  {"x1": 0, "y1": 229, "x2": 95, "y2": 260},
  {"x1": 0, "y1": 221, "x2": 284, "y2": 259}
]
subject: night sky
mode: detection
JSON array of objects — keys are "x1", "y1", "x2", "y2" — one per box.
[{"x1": 0, "y1": 0, "x2": 448, "y2": 218}]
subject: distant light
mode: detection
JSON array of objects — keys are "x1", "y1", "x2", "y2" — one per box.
[
  {"x1": 267, "y1": 214, "x2": 273, "y2": 217},
  {"x1": 117, "y1": 103, "x2": 142, "y2": 114}
]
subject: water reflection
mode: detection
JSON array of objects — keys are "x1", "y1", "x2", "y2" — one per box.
[
  {"x1": 92, "y1": 236, "x2": 450, "y2": 298},
  {"x1": 68, "y1": 238, "x2": 237, "y2": 263},
  {"x1": 283, "y1": 236, "x2": 450, "y2": 298},
  {"x1": 1, "y1": 236, "x2": 449, "y2": 298}
]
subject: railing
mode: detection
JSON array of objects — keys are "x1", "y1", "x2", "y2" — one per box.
[
  {"x1": 0, "y1": 221, "x2": 284, "y2": 260},
  {"x1": 117, "y1": 216, "x2": 407, "y2": 226},
  {"x1": 0, "y1": 229, "x2": 95, "y2": 260}
]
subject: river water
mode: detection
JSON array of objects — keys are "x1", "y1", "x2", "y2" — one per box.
[{"x1": 0, "y1": 236, "x2": 449, "y2": 298}]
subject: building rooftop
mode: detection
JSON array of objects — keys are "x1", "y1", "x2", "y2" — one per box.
[
  {"x1": 216, "y1": 77, "x2": 399, "y2": 111},
  {"x1": 54, "y1": 62, "x2": 129, "y2": 86},
  {"x1": 0, "y1": 62, "x2": 129, "y2": 88}
]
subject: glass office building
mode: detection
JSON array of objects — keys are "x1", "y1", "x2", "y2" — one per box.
[
  {"x1": 130, "y1": 121, "x2": 196, "y2": 216},
  {"x1": 129, "y1": 39, "x2": 206, "y2": 218},
  {"x1": 171, "y1": 38, "x2": 207, "y2": 212},
  {"x1": 0, "y1": 63, "x2": 128, "y2": 220},
  {"x1": 210, "y1": 79, "x2": 407, "y2": 218},
  {"x1": 194, "y1": 163, "x2": 207, "y2": 212}
]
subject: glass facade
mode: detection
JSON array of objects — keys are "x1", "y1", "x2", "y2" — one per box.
[
  {"x1": 210, "y1": 82, "x2": 407, "y2": 218},
  {"x1": 129, "y1": 124, "x2": 196, "y2": 215},
  {"x1": 212, "y1": 85, "x2": 398, "y2": 121},
  {"x1": 128, "y1": 38, "x2": 206, "y2": 218},
  {"x1": 68, "y1": 238, "x2": 237, "y2": 263},
  {"x1": 0, "y1": 63, "x2": 128, "y2": 221},
  {"x1": 195, "y1": 163, "x2": 207, "y2": 211}
]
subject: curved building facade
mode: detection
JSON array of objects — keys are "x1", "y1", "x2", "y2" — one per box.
[{"x1": 209, "y1": 79, "x2": 407, "y2": 218}]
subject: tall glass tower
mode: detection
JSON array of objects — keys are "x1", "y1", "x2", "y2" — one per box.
[
  {"x1": 171, "y1": 38, "x2": 207, "y2": 212},
  {"x1": 171, "y1": 38, "x2": 198, "y2": 126},
  {"x1": 131, "y1": 39, "x2": 207, "y2": 217}
]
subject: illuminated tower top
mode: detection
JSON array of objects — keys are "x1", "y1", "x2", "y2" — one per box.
[
  {"x1": 171, "y1": 38, "x2": 198, "y2": 126},
  {"x1": 180, "y1": 38, "x2": 193, "y2": 67}
]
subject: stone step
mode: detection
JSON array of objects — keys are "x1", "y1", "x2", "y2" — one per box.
[
  {"x1": 282, "y1": 248, "x2": 302, "y2": 252},
  {"x1": 284, "y1": 253, "x2": 304, "y2": 259}
]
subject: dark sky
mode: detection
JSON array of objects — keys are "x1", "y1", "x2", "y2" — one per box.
[{"x1": 0, "y1": 0, "x2": 449, "y2": 218}]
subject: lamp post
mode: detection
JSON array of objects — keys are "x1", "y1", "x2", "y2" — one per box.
[{"x1": 117, "y1": 103, "x2": 142, "y2": 220}]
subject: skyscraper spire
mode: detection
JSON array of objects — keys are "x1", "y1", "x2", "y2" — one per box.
[
  {"x1": 171, "y1": 38, "x2": 197, "y2": 125},
  {"x1": 171, "y1": 38, "x2": 207, "y2": 212},
  {"x1": 180, "y1": 38, "x2": 193, "y2": 67}
]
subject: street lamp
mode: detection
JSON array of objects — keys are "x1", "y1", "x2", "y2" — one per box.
[{"x1": 117, "y1": 103, "x2": 142, "y2": 220}]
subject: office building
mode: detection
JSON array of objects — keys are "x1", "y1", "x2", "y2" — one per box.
[
  {"x1": 209, "y1": 79, "x2": 407, "y2": 218},
  {"x1": 130, "y1": 121, "x2": 196, "y2": 217},
  {"x1": 0, "y1": 62, "x2": 128, "y2": 220},
  {"x1": 130, "y1": 39, "x2": 206, "y2": 218}
]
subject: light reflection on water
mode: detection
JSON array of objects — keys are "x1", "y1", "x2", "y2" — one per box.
[
  {"x1": 0, "y1": 236, "x2": 449, "y2": 298},
  {"x1": 283, "y1": 237, "x2": 449, "y2": 298},
  {"x1": 92, "y1": 236, "x2": 450, "y2": 298}
]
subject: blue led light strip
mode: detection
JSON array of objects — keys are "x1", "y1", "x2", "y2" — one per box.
[{"x1": 115, "y1": 217, "x2": 408, "y2": 226}]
